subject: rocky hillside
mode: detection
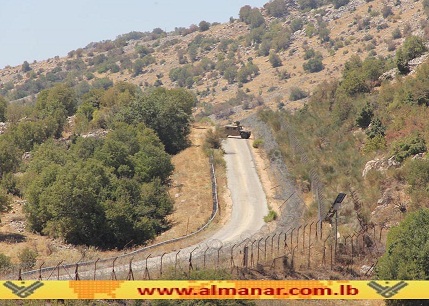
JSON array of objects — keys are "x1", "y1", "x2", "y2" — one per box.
[{"x1": 0, "y1": 0, "x2": 426, "y2": 118}]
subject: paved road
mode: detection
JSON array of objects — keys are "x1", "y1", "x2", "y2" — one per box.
[
  {"x1": 21, "y1": 137, "x2": 269, "y2": 279},
  {"x1": 210, "y1": 137, "x2": 268, "y2": 242}
]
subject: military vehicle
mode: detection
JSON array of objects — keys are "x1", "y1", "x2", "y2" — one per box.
[{"x1": 224, "y1": 121, "x2": 251, "y2": 139}]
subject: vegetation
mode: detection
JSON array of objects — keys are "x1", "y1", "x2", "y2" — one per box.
[
  {"x1": 377, "y1": 209, "x2": 429, "y2": 305},
  {"x1": 396, "y1": 35, "x2": 427, "y2": 74}
]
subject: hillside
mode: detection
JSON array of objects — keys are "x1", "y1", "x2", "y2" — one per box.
[
  {"x1": 0, "y1": 0, "x2": 425, "y2": 115},
  {"x1": 1, "y1": 0, "x2": 429, "y2": 285}
]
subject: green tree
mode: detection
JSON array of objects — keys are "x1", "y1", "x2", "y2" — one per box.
[
  {"x1": 269, "y1": 52, "x2": 282, "y2": 68},
  {"x1": 199, "y1": 20, "x2": 210, "y2": 32},
  {"x1": 265, "y1": 0, "x2": 288, "y2": 17},
  {"x1": 21, "y1": 61, "x2": 31, "y2": 72},
  {"x1": 18, "y1": 247, "x2": 38, "y2": 270},
  {"x1": 396, "y1": 36, "x2": 427, "y2": 74},
  {"x1": 366, "y1": 118, "x2": 386, "y2": 139},
  {"x1": 0, "y1": 96, "x2": 7, "y2": 122},
  {"x1": 356, "y1": 102, "x2": 374, "y2": 128},
  {"x1": 303, "y1": 57, "x2": 324, "y2": 73},
  {"x1": 377, "y1": 209, "x2": 429, "y2": 306},
  {"x1": 116, "y1": 87, "x2": 196, "y2": 154}
]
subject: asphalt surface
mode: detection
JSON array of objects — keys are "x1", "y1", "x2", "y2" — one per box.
[{"x1": 210, "y1": 137, "x2": 268, "y2": 242}]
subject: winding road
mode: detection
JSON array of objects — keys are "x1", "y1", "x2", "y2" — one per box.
[{"x1": 21, "y1": 137, "x2": 269, "y2": 279}]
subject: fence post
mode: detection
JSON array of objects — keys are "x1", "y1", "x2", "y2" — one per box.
[
  {"x1": 203, "y1": 247, "x2": 209, "y2": 269},
  {"x1": 277, "y1": 232, "x2": 283, "y2": 256},
  {"x1": 111, "y1": 257, "x2": 118, "y2": 280},
  {"x1": 251, "y1": 240, "x2": 257, "y2": 267},
  {"x1": 230, "y1": 244, "x2": 237, "y2": 267},
  {"x1": 175, "y1": 250, "x2": 181, "y2": 277},
  {"x1": 271, "y1": 233, "x2": 276, "y2": 259},
  {"x1": 302, "y1": 224, "x2": 308, "y2": 250},
  {"x1": 160, "y1": 253, "x2": 166, "y2": 277},
  {"x1": 93, "y1": 258, "x2": 99, "y2": 281},
  {"x1": 257, "y1": 238, "x2": 263, "y2": 264},
  {"x1": 127, "y1": 257, "x2": 134, "y2": 280},
  {"x1": 38, "y1": 262, "x2": 45, "y2": 281},
  {"x1": 74, "y1": 263, "x2": 80, "y2": 281},
  {"x1": 264, "y1": 236, "x2": 270, "y2": 261},
  {"x1": 144, "y1": 254, "x2": 152, "y2": 280},
  {"x1": 296, "y1": 225, "x2": 302, "y2": 249},
  {"x1": 189, "y1": 247, "x2": 198, "y2": 278},
  {"x1": 309, "y1": 221, "x2": 314, "y2": 251},
  {"x1": 243, "y1": 245, "x2": 249, "y2": 268},
  {"x1": 56, "y1": 261, "x2": 63, "y2": 280}
]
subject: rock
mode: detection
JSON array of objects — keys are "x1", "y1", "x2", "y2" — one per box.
[
  {"x1": 360, "y1": 265, "x2": 373, "y2": 275},
  {"x1": 362, "y1": 156, "x2": 400, "y2": 177}
]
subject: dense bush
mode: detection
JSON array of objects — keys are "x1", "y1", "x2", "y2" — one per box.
[
  {"x1": 265, "y1": 0, "x2": 288, "y2": 17},
  {"x1": 289, "y1": 87, "x2": 308, "y2": 101},
  {"x1": 396, "y1": 35, "x2": 427, "y2": 74},
  {"x1": 392, "y1": 134, "x2": 427, "y2": 162}
]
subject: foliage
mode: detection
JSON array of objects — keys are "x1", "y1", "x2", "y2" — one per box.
[
  {"x1": 365, "y1": 118, "x2": 386, "y2": 139},
  {"x1": 264, "y1": 209, "x2": 277, "y2": 222},
  {"x1": 392, "y1": 134, "x2": 427, "y2": 162},
  {"x1": 204, "y1": 128, "x2": 223, "y2": 150},
  {"x1": 290, "y1": 18, "x2": 304, "y2": 32},
  {"x1": 0, "y1": 96, "x2": 7, "y2": 122},
  {"x1": 298, "y1": 0, "x2": 319, "y2": 10},
  {"x1": 116, "y1": 87, "x2": 196, "y2": 154},
  {"x1": 239, "y1": 6, "x2": 265, "y2": 29},
  {"x1": 21, "y1": 61, "x2": 31, "y2": 72},
  {"x1": 332, "y1": 0, "x2": 349, "y2": 9},
  {"x1": 269, "y1": 52, "x2": 282, "y2": 68},
  {"x1": 395, "y1": 36, "x2": 427, "y2": 74},
  {"x1": 265, "y1": 0, "x2": 288, "y2": 17},
  {"x1": 24, "y1": 124, "x2": 174, "y2": 248},
  {"x1": 198, "y1": 20, "x2": 210, "y2": 32},
  {"x1": 253, "y1": 138, "x2": 264, "y2": 148},
  {"x1": 377, "y1": 209, "x2": 429, "y2": 306},
  {"x1": 289, "y1": 87, "x2": 308, "y2": 101},
  {"x1": 237, "y1": 62, "x2": 259, "y2": 83},
  {"x1": 356, "y1": 102, "x2": 374, "y2": 128},
  {"x1": 0, "y1": 253, "x2": 12, "y2": 273},
  {"x1": 18, "y1": 247, "x2": 38, "y2": 270},
  {"x1": 303, "y1": 57, "x2": 324, "y2": 73}
]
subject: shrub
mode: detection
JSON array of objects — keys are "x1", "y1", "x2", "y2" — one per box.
[
  {"x1": 290, "y1": 18, "x2": 304, "y2": 32},
  {"x1": 392, "y1": 134, "x2": 427, "y2": 162},
  {"x1": 264, "y1": 209, "x2": 277, "y2": 222},
  {"x1": 0, "y1": 254, "x2": 12, "y2": 273},
  {"x1": 396, "y1": 36, "x2": 427, "y2": 74},
  {"x1": 253, "y1": 138, "x2": 264, "y2": 148},
  {"x1": 289, "y1": 87, "x2": 308, "y2": 101},
  {"x1": 356, "y1": 102, "x2": 374, "y2": 128},
  {"x1": 303, "y1": 57, "x2": 324, "y2": 73},
  {"x1": 366, "y1": 118, "x2": 386, "y2": 139},
  {"x1": 18, "y1": 248, "x2": 38, "y2": 270},
  {"x1": 269, "y1": 52, "x2": 282, "y2": 68},
  {"x1": 199, "y1": 20, "x2": 210, "y2": 32},
  {"x1": 392, "y1": 27, "x2": 402, "y2": 39}
]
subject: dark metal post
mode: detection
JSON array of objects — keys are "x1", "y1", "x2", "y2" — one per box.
[
  {"x1": 38, "y1": 262, "x2": 45, "y2": 281},
  {"x1": 160, "y1": 253, "x2": 166, "y2": 277},
  {"x1": 175, "y1": 250, "x2": 181, "y2": 277},
  {"x1": 264, "y1": 236, "x2": 270, "y2": 260},
  {"x1": 203, "y1": 247, "x2": 209, "y2": 269},
  {"x1": 93, "y1": 258, "x2": 99, "y2": 280},
  {"x1": 230, "y1": 244, "x2": 237, "y2": 267}
]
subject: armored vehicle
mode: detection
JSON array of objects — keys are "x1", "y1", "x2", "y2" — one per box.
[{"x1": 224, "y1": 121, "x2": 251, "y2": 139}]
